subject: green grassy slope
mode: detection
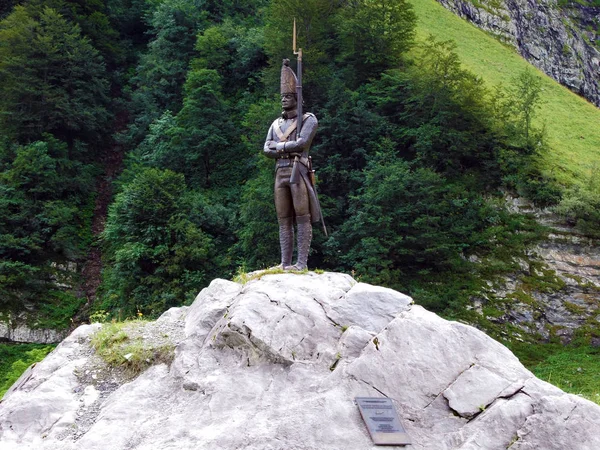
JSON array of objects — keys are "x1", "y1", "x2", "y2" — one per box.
[{"x1": 410, "y1": 0, "x2": 600, "y2": 185}]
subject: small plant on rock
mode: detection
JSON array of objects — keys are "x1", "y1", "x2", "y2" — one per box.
[{"x1": 91, "y1": 321, "x2": 175, "y2": 377}]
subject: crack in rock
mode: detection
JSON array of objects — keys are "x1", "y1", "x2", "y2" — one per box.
[
  {"x1": 464, "y1": 380, "x2": 533, "y2": 424},
  {"x1": 504, "y1": 399, "x2": 540, "y2": 449},
  {"x1": 423, "y1": 363, "x2": 475, "y2": 410},
  {"x1": 443, "y1": 364, "x2": 529, "y2": 419},
  {"x1": 263, "y1": 292, "x2": 280, "y2": 307},
  {"x1": 349, "y1": 373, "x2": 391, "y2": 398},
  {"x1": 274, "y1": 314, "x2": 287, "y2": 327},
  {"x1": 312, "y1": 296, "x2": 341, "y2": 328},
  {"x1": 564, "y1": 403, "x2": 578, "y2": 422},
  {"x1": 362, "y1": 380, "x2": 390, "y2": 398},
  {"x1": 225, "y1": 322, "x2": 292, "y2": 366}
]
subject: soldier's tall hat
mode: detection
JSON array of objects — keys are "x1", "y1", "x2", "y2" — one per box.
[{"x1": 280, "y1": 59, "x2": 297, "y2": 95}]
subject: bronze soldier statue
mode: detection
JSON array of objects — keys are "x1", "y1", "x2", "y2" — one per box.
[{"x1": 263, "y1": 59, "x2": 324, "y2": 270}]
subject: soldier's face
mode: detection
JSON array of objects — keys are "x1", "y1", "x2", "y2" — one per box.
[{"x1": 281, "y1": 93, "x2": 297, "y2": 111}]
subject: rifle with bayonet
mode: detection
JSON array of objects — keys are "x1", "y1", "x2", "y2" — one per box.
[
  {"x1": 289, "y1": 18, "x2": 302, "y2": 185},
  {"x1": 289, "y1": 19, "x2": 327, "y2": 237}
]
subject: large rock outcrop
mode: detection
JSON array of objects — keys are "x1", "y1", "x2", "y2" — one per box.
[
  {"x1": 437, "y1": 0, "x2": 600, "y2": 107},
  {"x1": 1, "y1": 272, "x2": 599, "y2": 449}
]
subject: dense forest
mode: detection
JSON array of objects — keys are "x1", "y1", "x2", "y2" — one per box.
[{"x1": 0, "y1": 0, "x2": 595, "y2": 329}]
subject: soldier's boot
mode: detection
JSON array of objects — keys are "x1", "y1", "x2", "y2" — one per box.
[
  {"x1": 278, "y1": 216, "x2": 294, "y2": 269},
  {"x1": 289, "y1": 214, "x2": 312, "y2": 271}
]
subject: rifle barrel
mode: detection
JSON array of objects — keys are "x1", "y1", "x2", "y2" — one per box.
[{"x1": 296, "y1": 52, "x2": 303, "y2": 134}]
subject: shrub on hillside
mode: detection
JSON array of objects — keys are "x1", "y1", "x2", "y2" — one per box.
[
  {"x1": 99, "y1": 167, "x2": 231, "y2": 317},
  {"x1": 554, "y1": 179, "x2": 600, "y2": 237}
]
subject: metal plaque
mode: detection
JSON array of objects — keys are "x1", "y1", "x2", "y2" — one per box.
[{"x1": 355, "y1": 397, "x2": 411, "y2": 446}]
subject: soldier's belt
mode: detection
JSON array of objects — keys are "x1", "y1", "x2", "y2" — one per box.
[{"x1": 276, "y1": 155, "x2": 308, "y2": 166}]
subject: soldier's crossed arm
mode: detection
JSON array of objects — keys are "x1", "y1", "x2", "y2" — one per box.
[
  {"x1": 263, "y1": 121, "x2": 279, "y2": 159},
  {"x1": 275, "y1": 114, "x2": 318, "y2": 154}
]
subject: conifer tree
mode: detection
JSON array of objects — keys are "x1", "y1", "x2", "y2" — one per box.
[
  {"x1": 0, "y1": 6, "x2": 110, "y2": 145},
  {"x1": 335, "y1": 0, "x2": 416, "y2": 87},
  {"x1": 0, "y1": 138, "x2": 94, "y2": 305}
]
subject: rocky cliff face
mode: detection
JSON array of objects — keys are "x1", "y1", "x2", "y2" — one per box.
[
  {"x1": 469, "y1": 197, "x2": 600, "y2": 345},
  {"x1": 0, "y1": 316, "x2": 67, "y2": 344},
  {"x1": 1, "y1": 272, "x2": 599, "y2": 450},
  {"x1": 437, "y1": 0, "x2": 600, "y2": 107}
]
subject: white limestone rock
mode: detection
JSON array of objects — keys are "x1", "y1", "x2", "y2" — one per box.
[
  {"x1": 452, "y1": 393, "x2": 534, "y2": 450},
  {"x1": 510, "y1": 394, "x2": 600, "y2": 450},
  {"x1": 443, "y1": 364, "x2": 526, "y2": 418},
  {"x1": 336, "y1": 325, "x2": 375, "y2": 360},
  {"x1": 208, "y1": 272, "x2": 353, "y2": 367},
  {"x1": 328, "y1": 282, "x2": 412, "y2": 333},
  {"x1": 184, "y1": 278, "x2": 242, "y2": 340},
  {"x1": 0, "y1": 324, "x2": 100, "y2": 447},
  {"x1": 1, "y1": 272, "x2": 599, "y2": 450}
]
